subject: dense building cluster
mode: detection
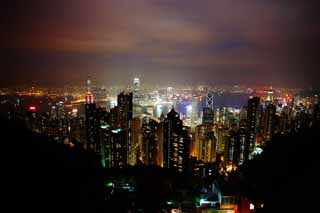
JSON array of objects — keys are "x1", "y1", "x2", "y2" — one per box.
[{"x1": 2, "y1": 79, "x2": 319, "y2": 179}]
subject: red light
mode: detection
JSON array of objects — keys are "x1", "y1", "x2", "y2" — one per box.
[{"x1": 29, "y1": 106, "x2": 37, "y2": 111}]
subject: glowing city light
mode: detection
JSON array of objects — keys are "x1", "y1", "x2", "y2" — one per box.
[
  {"x1": 250, "y1": 203, "x2": 255, "y2": 210},
  {"x1": 29, "y1": 106, "x2": 37, "y2": 111}
]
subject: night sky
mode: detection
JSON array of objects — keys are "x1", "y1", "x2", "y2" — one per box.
[{"x1": 4, "y1": 0, "x2": 320, "y2": 87}]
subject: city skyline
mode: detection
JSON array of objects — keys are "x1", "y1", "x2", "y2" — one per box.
[{"x1": 5, "y1": 0, "x2": 320, "y2": 88}]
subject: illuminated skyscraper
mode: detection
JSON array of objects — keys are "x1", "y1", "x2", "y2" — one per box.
[
  {"x1": 215, "y1": 127, "x2": 229, "y2": 155},
  {"x1": 167, "y1": 87, "x2": 174, "y2": 100},
  {"x1": 246, "y1": 96, "x2": 260, "y2": 160},
  {"x1": 206, "y1": 92, "x2": 214, "y2": 110},
  {"x1": 266, "y1": 86, "x2": 274, "y2": 103},
  {"x1": 141, "y1": 117, "x2": 159, "y2": 165},
  {"x1": 129, "y1": 117, "x2": 141, "y2": 165},
  {"x1": 109, "y1": 92, "x2": 133, "y2": 166},
  {"x1": 194, "y1": 124, "x2": 217, "y2": 163},
  {"x1": 262, "y1": 103, "x2": 276, "y2": 141},
  {"x1": 86, "y1": 76, "x2": 92, "y2": 93},
  {"x1": 224, "y1": 129, "x2": 237, "y2": 167},
  {"x1": 69, "y1": 117, "x2": 86, "y2": 148},
  {"x1": 237, "y1": 126, "x2": 246, "y2": 165},
  {"x1": 85, "y1": 92, "x2": 99, "y2": 152},
  {"x1": 133, "y1": 78, "x2": 142, "y2": 118},
  {"x1": 117, "y1": 92, "x2": 133, "y2": 127},
  {"x1": 163, "y1": 108, "x2": 190, "y2": 172},
  {"x1": 191, "y1": 95, "x2": 199, "y2": 128},
  {"x1": 110, "y1": 128, "x2": 127, "y2": 168},
  {"x1": 100, "y1": 124, "x2": 111, "y2": 168},
  {"x1": 202, "y1": 107, "x2": 214, "y2": 125}
]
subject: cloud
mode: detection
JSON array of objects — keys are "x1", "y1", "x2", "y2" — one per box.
[{"x1": 4, "y1": 0, "x2": 320, "y2": 87}]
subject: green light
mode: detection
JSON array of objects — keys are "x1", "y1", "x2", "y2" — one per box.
[
  {"x1": 107, "y1": 182, "x2": 113, "y2": 187},
  {"x1": 195, "y1": 197, "x2": 200, "y2": 204},
  {"x1": 112, "y1": 128, "x2": 122, "y2": 133}
]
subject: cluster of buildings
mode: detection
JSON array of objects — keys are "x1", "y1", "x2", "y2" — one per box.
[
  {"x1": 1, "y1": 78, "x2": 319, "y2": 176},
  {"x1": 1, "y1": 79, "x2": 319, "y2": 213}
]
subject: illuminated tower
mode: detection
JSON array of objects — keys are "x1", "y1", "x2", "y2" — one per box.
[
  {"x1": 194, "y1": 124, "x2": 217, "y2": 163},
  {"x1": 167, "y1": 87, "x2": 174, "y2": 100},
  {"x1": 129, "y1": 117, "x2": 141, "y2": 165},
  {"x1": 110, "y1": 128, "x2": 127, "y2": 168},
  {"x1": 224, "y1": 129, "x2": 237, "y2": 168},
  {"x1": 141, "y1": 117, "x2": 159, "y2": 165},
  {"x1": 100, "y1": 124, "x2": 111, "y2": 168},
  {"x1": 206, "y1": 92, "x2": 214, "y2": 110},
  {"x1": 262, "y1": 103, "x2": 276, "y2": 142},
  {"x1": 117, "y1": 92, "x2": 133, "y2": 129},
  {"x1": 133, "y1": 78, "x2": 142, "y2": 118},
  {"x1": 246, "y1": 96, "x2": 260, "y2": 160},
  {"x1": 86, "y1": 76, "x2": 92, "y2": 93},
  {"x1": 191, "y1": 95, "x2": 199, "y2": 129},
  {"x1": 202, "y1": 107, "x2": 214, "y2": 125},
  {"x1": 163, "y1": 108, "x2": 190, "y2": 172},
  {"x1": 117, "y1": 92, "x2": 133, "y2": 166},
  {"x1": 237, "y1": 126, "x2": 246, "y2": 165},
  {"x1": 85, "y1": 92, "x2": 99, "y2": 152},
  {"x1": 266, "y1": 86, "x2": 274, "y2": 103}
]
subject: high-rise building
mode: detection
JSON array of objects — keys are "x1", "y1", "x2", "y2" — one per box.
[
  {"x1": 133, "y1": 78, "x2": 142, "y2": 118},
  {"x1": 215, "y1": 127, "x2": 229, "y2": 155},
  {"x1": 266, "y1": 86, "x2": 274, "y2": 103},
  {"x1": 167, "y1": 87, "x2": 174, "y2": 100},
  {"x1": 86, "y1": 76, "x2": 92, "y2": 93},
  {"x1": 246, "y1": 96, "x2": 260, "y2": 160},
  {"x1": 141, "y1": 117, "x2": 159, "y2": 165},
  {"x1": 202, "y1": 107, "x2": 214, "y2": 125},
  {"x1": 163, "y1": 108, "x2": 190, "y2": 172},
  {"x1": 110, "y1": 128, "x2": 127, "y2": 168},
  {"x1": 224, "y1": 129, "x2": 237, "y2": 168},
  {"x1": 85, "y1": 92, "x2": 99, "y2": 153},
  {"x1": 191, "y1": 96, "x2": 199, "y2": 128},
  {"x1": 117, "y1": 92, "x2": 133, "y2": 129},
  {"x1": 206, "y1": 92, "x2": 214, "y2": 110},
  {"x1": 194, "y1": 124, "x2": 217, "y2": 163},
  {"x1": 69, "y1": 117, "x2": 86, "y2": 148},
  {"x1": 100, "y1": 124, "x2": 111, "y2": 168},
  {"x1": 262, "y1": 103, "x2": 276, "y2": 142},
  {"x1": 237, "y1": 126, "x2": 246, "y2": 165},
  {"x1": 108, "y1": 92, "x2": 133, "y2": 167},
  {"x1": 129, "y1": 117, "x2": 141, "y2": 165}
]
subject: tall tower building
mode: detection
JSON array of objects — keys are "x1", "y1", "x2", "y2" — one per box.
[
  {"x1": 85, "y1": 92, "x2": 99, "y2": 153},
  {"x1": 202, "y1": 92, "x2": 214, "y2": 126},
  {"x1": 224, "y1": 129, "x2": 237, "y2": 168},
  {"x1": 163, "y1": 108, "x2": 190, "y2": 172},
  {"x1": 246, "y1": 96, "x2": 260, "y2": 160},
  {"x1": 167, "y1": 87, "x2": 174, "y2": 100},
  {"x1": 202, "y1": 107, "x2": 214, "y2": 125},
  {"x1": 266, "y1": 86, "x2": 274, "y2": 103},
  {"x1": 141, "y1": 118, "x2": 159, "y2": 165},
  {"x1": 129, "y1": 117, "x2": 141, "y2": 165},
  {"x1": 191, "y1": 95, "x2": 199, "y2": 128},
  {"x1": 117, "y1": 92, "x2": 133, "y2": 129},
  {"x1": 194, "y1": 124, "x2": 217, "y2": 163},
  {"x1": 110, "y1": 128, "x2": 127, "y2": 168},
  {"x1": 133, "y1": 78, "x2": 142, "y2": 118},
  {"x1": 86, "y1": 76, "x2": 92, "y2": 93},
  {"x1": 237, "y1": 126, "x2": 246, "y2": 165},
  {"x1": 108, "y1": 92, "x2": 133, "y2": 167},
  {"x1": 206, "y1": 92, "x2": 214, "y2": 110},
  {"x1": 262, "y1": 103, "x2": 276, "y2": 142},
  {"x1": 100, "y1": 124, "x2": 111, "y2": 168}
]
